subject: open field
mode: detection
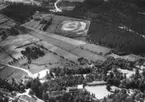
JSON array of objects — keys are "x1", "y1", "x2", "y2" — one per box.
[
  {"x1": 23, "y1": 26, "x2": 108, "y2": 62},
  {"x1": 0, "y1": 33, "x2": 79, "y2": 75},
  {"x1": 0, "y1": 51, "x2": 12, "y2": 64},
  {"x1": 85, "y1": 85, "x2": 111, "y2": 99},
  {"x1": 22, "y1": 52, "x2": 72, "y2": 74},
  {"x1": 0, "y1": 64, "x2": 27, "y2": 81},
  {"x1": 0, "y1": 33, "x2": 80, "y2": 79},
  {"x1": 82, "y1": 44, "x2": 111, "y2": 55},
  {"x1": 0, "y1": 14, "x2": 16, "y2": 28},
  {"x1": 0, "y1": 34, "x2": 39, "y2": 63},
  {"x1": 70, "y1": 48, "x2": 106, "y2": 62},
  {"x1": 108, "y1": 53, "x2": 144, "y2": 62},
  {"x1": 23, "y1": 20, "x2": 45, "y2": 31},
  {"x1": 23, "y1": 13, "x2": 90, "y2": 38}
]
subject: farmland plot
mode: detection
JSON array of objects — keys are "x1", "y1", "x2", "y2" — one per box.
[
  {"x1": 0, "y1": 34, "x2": 39, "y2": 63},
  {"x1": 0, "y1": 66, "x2": 26, "y2": 81},
  {"x1": 70, "y1": 48, "x2": 106, "y2": 62},
  {"x1": 82, "y1": 44, "x2": 111, "y2": 55}
]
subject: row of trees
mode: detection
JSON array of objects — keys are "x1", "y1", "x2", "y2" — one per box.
[
  {"x1": 50, "y1": 67, "x2": 92, "y2": 76},
  {"x1": 1, "y1": 54, "x2": 145, "y2": 101}
]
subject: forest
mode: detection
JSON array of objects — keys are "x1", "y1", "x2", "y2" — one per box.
[
  {"x1": 59, "y1": 0, "x2": 145, "y2": 55},
  {"x1": 0, "y1": 3, "x2": 49, "y2": 24}
]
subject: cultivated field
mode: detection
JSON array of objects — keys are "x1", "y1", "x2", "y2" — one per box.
[
  {"x1": 0, "y1": 14, "x2": 16, "y2": 28},
  {"x1": 0, "y1": 64, "x2": 27, "y2": 81},
  {"x1": 0, "y1": 34, "x2": 39, "y2": 63},
  {"x1": 0, "y1": 33, "x2": 80, "y2": 76},
  {"x1": 82, "y1": 44, "x2": 111, "y2": 55},
  {"x1": 23, "y1": 27, "x2": 108, "y2": 62}
]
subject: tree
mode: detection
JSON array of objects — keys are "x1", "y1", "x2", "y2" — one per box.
[
  {"x1": 59, "y1": 70, "x2": 65, "y2": 76},
  {"x1": 49, "y1": 70, "x2": 54, "y2": 78},
  {"x1": 42, "y1": 91, "x2": 49, "y2": 102}
]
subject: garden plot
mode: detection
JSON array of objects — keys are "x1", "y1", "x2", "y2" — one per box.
[{"x1": 0, "y1": 34, "x2": 39, "y2": 63}]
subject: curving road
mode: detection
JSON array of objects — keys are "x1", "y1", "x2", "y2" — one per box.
[{"x1": 54, "y1": 0, "x2": 62, "y2": 12}]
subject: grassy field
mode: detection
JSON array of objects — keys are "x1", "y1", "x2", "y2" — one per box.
[
  {"x1": 27, "y1": 53, "x2": 66, "y2": 74},
  {"x1": 23, "y1": 13, "x2": 90, "y2": 38},
  {"x1": 0, "y1": 14, "x2": 16, "y2": 28},
  {"x1": 70, "y1": 48, "x2": 106, "y2": 62},
  {"x1": 25, "y1": 28, "x2": 108, "y2": 62},
  {"x1": 0, "y1": 34, "x2": 39, "y2": 63},
  {"x1": 0, "y1": 64, "x2": 27, "y2": 81},
  {"x1": 82, "y1": 44, "x2": 111, "y2": 55},
  {"x1": 107, "y1": 53, "x2": 143, "y2": 62}
]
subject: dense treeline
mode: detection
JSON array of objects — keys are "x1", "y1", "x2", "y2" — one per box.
[
  {"x1": 60, "y1": 0, "x2": 145, "y2": 55},
  {"x1": 0, "y1": 3, "x2": 49, "y2": 24},
  {"x1": 89, "y1": 21, "x2": 145, "y2": 55}
]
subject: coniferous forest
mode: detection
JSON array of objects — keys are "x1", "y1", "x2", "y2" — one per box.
[{"x1": 60, "y1": 0, "x2": 145, "y2": 55}]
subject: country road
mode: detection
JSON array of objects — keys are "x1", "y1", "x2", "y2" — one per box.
[{"x1": 54, "y1": 0, "x2": 62, "y2": 12}]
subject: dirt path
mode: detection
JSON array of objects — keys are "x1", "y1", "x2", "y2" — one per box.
[
  {"x1": 54, "y1": 0, "x2": 62, "y2": 12},
  {"x1": 6, "y1": 64, "x2": 33, "y2": 78}
]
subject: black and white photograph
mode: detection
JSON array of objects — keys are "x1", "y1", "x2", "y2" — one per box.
[{"x1": 0, "y1": 0, "x2": 145, "y2": 102}]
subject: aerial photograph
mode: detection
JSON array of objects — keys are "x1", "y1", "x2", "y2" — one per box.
[{"x1": 0, "y1": 0, "x2": 145, "y2": 101}]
